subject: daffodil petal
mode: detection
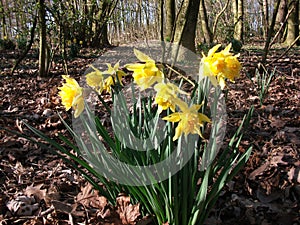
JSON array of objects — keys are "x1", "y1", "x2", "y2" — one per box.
[
  {"x1": 208, "y1": 75, "x2": 218, "y2": 87},
  {"x1": 125, "y1": 63, "x2": 145, "y2": 71},
  {"x1": 173, "y1": 124, "x2": 183, "y2": 141},
  {"x1": 198, "y1": 113, "x2": 211, "y2": 123},
  {"x1": 59, "y1": 75, "x2": 84, "y2": 117},
  {"x1": 207, "y1": 44, "x2": 221, "y2": 56},
  {"x1": 163, "y1": 112, "x2": 181, "y2": 122},
  {"x1": 73, "y1": 96, "x2": 84, "y2": 118},
  {"x1": 134, "y1": 49, "x2": 155, "y2": 62},
  {"x1": 219, "y1": 77, "x2": 226, "y2": 90},
  {"x1": 173, "y1": 98, "x2": 188, "y2": 112}
]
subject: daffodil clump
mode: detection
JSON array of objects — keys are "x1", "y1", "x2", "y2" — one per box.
[
  {"x1": 123, "y1": 49, "x2": 212, "y2": 140},
  {"x1": 58, "y1": 43, "x2": 241, "y2": 140},
  {"x1": 39, "y1": 43, "x2": 252, "y2": 225}
]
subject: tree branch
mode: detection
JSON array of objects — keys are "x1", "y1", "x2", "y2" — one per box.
[
  {"x1": 269, "y1": 4, "x2": 295, "y2": 47},
  {"x1": 267, "y1": 34, "x2": 300, "y2": 66},
  {"x1": 11, "y1": 14, "x2": 37, "y2": 75},
  {"x1": 212, "y1": 0, "x2": 230, "y2": 38}
]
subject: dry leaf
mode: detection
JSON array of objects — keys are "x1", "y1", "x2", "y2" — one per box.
[
  {"x1": 52, "y1": 200, "x2": 72, "y2": 213},
  {"x1": 270, "y1": 117, "x2": 286, "y2": 129},
  {"x1": 25, "y1": 184, "x2": 47, "y2": 203},
  {"x1": 249, "y1": 162, "x2": 269, "y2": 180},
  {"x1": 6, "y1": 195, "x2": 39, "y2": 216},
  {"x1": 75, "y1": 183, "x2": 111, "y2": 219},
  {"x1": 76, "y1": 183, "x2": 108, "y2": 209},
  {"x1": 287, "y1": 167, "x2": 300, "y2": 183},
  {"x1": 116, "y1": 195, "x2": 140, "y2": 225}
]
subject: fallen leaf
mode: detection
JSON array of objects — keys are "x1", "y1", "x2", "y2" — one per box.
[
  {"x1": 116, "y1": 195, "x2": 140, "y2": 225},
  {"x1": 52, "y1": 200, "x2": 72, "y2": 213},
  {"x1": 270, "y1": 117, "x2": 286, "y2": 129},
  {"x1": 287, "y1": 167, "x2": 300, "y2": 183},
  {"x1": 76, "y1": 183, "x2": 108, "y2": 209},
  {"x1": 25, "y1": 184, "x2": 47, "y2": 202},
  {"x1": 6, "y1": 195, "x2": 39, "y2": 216},
  {"x1": 249, "y1": 162, "x2": 269, "y2": 180}
]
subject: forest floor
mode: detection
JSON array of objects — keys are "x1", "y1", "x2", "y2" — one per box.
[{"x1": 0, "y1": 44, "x2": 299, "y2": 225}]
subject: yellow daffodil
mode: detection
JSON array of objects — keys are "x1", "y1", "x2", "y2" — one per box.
[
  {"x1": 86, "y1": 65, "x2": 104, "y2": 94},
  {"x1": 201, "y1": 44, "x2": 241, "y2": 89},
  {"x1": 58, "y1": 75, "x2": 84, "y2": 118},
  {"x1": 126, "y1": 49, "x2": 164, "y2": 90},
  {"x1": 163, "y1": 100, "x2": 210, "y2": 141},
  {"x1": 154, "y1": 82, "x2": 188, "y2": 114},
  {"x1": 102, "y1": 63, "x2": 126, "y2": 93}
]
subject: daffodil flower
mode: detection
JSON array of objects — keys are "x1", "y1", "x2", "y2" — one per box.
[
  {"x1": 154, "y1": 82, "x2": 188, "y2": 114},
  {"x1": 102, "y1": 62, "x2": 126, "y2": 93},
  {"x1": 58, "y1": 75, "x2": 84, "y2": 118},
  {"x1": 163, "y1": 100, "x2": 210, "y2": 141},
  {"x1": 201, "y1": 44, "x2": 241, "y2": 89},
  {"x1": 126, "y1": 49, "x2": 164, "y2": 90},
  {"x1": 86, "y1": 65, "x2": 104, "y2": 94}
]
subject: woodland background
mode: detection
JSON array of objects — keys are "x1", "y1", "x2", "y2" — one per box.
[{"x1": 0, "y1": 0, "x2": 299, "y2": 76}]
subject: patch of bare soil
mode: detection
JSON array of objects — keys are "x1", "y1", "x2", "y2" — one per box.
[{"x1": 0, "y1": 46, "x2": 299, "y2": 225}]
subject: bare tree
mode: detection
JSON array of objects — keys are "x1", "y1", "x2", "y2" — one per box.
[
  {"x1": 165, "y1": 0, "x2": 175, "y2": 40},
  {"x1": 38, "y1": 0, "x2": 48, "y2": 77},
  {"x1": 232, "y1": 0, "x2": 244, "y2": 42},
  {"x1": 199, "y1": 0, "x2": 213, "y2": 43},
  {"x1": 172, "y1": 0, "x2": 201, "y2": 53},
  {"x1": 275, "y1": 0, "x2": 288, "y2": 42},
  {"x1": 262, "y1": 0, "x2": 281, "y2": 64},
  {"x1": 259, "y1": 0, "x2": 269, "y2": 39},
  {"x1": 0, "y1": 0, "x2": 6, "y2": 38}
]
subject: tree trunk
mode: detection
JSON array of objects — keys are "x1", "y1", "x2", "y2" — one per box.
[
  {"x1": 99, "y1": 23, "x2": 111, "y2": 47},
  {"x1": 91, "y1": 0, "x2": 115, "y2": 48},
  {"x1": 260, "y1": 0, "x2": 269, "y2": 39},
  {"x1": 275, "y1": 0, "x2": 288, "y2": 42},
  {"x1": 286, "y1": 0, "x2": 299, "y2": 45},
  {"x1": 173, "y1": 0, "x2": 201, "y2": 53},
  {"x1": 7, "y1": 1, "x2": 12, "y2": 38},
  {"x1": 0, "y1": 0, "x2": 6, "y2": 38},
  {"x1": 199, "y1": 0, "x2": 213, "y2": 43},
  {"x1": 38, "y1": 0, "x2": 48, "y2": 77},
  {"x1": 79, "y1": 0, "x2": 88, "y2": 46},
  {"x1": 160, "y1": 0, "x2": 164, "y2": 41},
  {"x1": 11, "y1": 15, "x2": 38, "y2": 74},
  {"x1": 233, "y1": 0, "x2": 244, "y2": 42},
  {"x1": 212, "y1": 0, "x2": 230, "y2": 39},
  {"x1": 165, "y1": 0, "x2": 175, "y2": 40},
  {"x1": 262, "y1": 0, "x2": 281, "y2": 64}
]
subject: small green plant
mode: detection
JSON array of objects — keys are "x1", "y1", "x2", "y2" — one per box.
[
  {"x1": 16, "y1": 35, "x2": 28, "y2": 50},
  {"x1": 250, "y1": 64, "x2": 276, "y2": 106}
]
